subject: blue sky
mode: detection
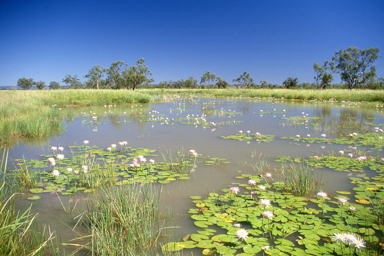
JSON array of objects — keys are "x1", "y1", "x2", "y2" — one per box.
[{"x1": 1, "y1": 0, "x2": 383, "y2": 87}]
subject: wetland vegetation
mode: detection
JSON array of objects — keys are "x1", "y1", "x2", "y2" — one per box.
[{"x1": 1, "y1": 89, "x2": 384, "y2": 255}]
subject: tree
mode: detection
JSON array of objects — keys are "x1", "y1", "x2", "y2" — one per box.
[
  {"x1": 282, "y1": 77, "x2": 298, "y2": 88},
  {"x1": 85, "y1": 65, "x2": 106, "y2": 89},
  {"x1": 233, "y1": 72, "x2": 254, "y2": 88},
  {"x1": 35, "y1": 80, "x2": 45, "y2": 90},
  {"x1": 106, "y1": 61, "x2": 128, "y2": 89},
  {"x1": 62, "y1": 74, "x2": 83, "y2": 89},
  {"x1": 331, "y1": 47, "x2": 381, "y2": 89},
  {"x1": 260, "y1": 81, "x2": 268, "y2": 88},
  {"x1": 17, "y1": 77, "x2": 34, "y2": 89},
  {"x1": 123, "y1": 58, "x2": 153, "y2": 90},
  {"x1": 200, "y1": 71, "x2": 216, "y2": 88},
  {"x1": 215, "y1": 77, "x2": 228, "y2": 89},
  {"x1": 185, "y1": 77, "x2": 198, "y2": 88},
  {"x1": 313, "y1": 61, "x2": 333, "y2": 89},
  {"x1": 159, "y1": 81, "x2": 168, "y2": 88},
  {"x1": 173, "y1": 79, "x2": 185, "y2": 89},
  {"x1": 49, "y1": 81, "x2": 60, "y2": 90}
]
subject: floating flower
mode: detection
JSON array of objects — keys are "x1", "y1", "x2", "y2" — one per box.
[
  {"x1": 56, "y1": 154, "x2": 64, "y2": 160},
  {"x1": 58, "y1": 147, "x2": 64, "y2": 152},
  {"x1": 73, "y1": 170, "x2": 80, "y2": 174},
  {"x1": 48, "y1": 158, "x2": 56, "y2": 166},
  {"x1": 239, "y1": 130, "x2": 243, "y2": 134},
  {"x1": 348, "y1": 153, "x2": 353, "y2": 158},
  {"x1": 263, "y1": 211, "x2": 274, "y2": 219},
  {"x1": 338, "y1": 198, "x2": 348, "y2": 204},
  {"x1": 339, "y1": 150, "x2": 344, "y2": 155},
  {"x1": 342, "y1": 233, "x2": 357, "y2": 245},
  {"x1": 296, "y1": 135, "x2": 300, "y2": 138},
  {"x1": 321, "y1": 134, "x2": 326, "y2": 137},
  {"x1": 122, "y1": 141, "x2": 128, "y2": 145},
  {"x1": 66, "y1": 168, "x2": 72, "y2": 173},
  {"x1": 353, "y1": 237, "x2": 366, "y2": 249},
  {"x1": 83, "y1": 140, "x2": 89, "y2": 145},
  {"x1": 248, "y1": 179, "x2": 256, "y2": 185},
  {"x1": 150, "y1": 159, "x2": 155, "y2": 164},
  {"x1": 233, "y1": 222, "x2": 241, "y2": 228},
  {"x1": 119, "y1": 142, "x2": 124, "y2": 146},
  {"x1": 307, "y1": 134, "x2": 311, "y2": 137},
  {"x1": 332, "y1": 233, "x2": 344, "y2": 243},
  {"x1": 259, "y1": 185, "x2": 266, "y2": 190},
  {"x1": 247, "y1": 130, "x2": 250, "y2": 134},
  {"x1": 51, "y1": 146, "x2": 57, "y2": 151},
  {"x1": 230, "y1": 186, "x2": 240, "y2": 194},
  {"x1": 317, "y1": 192, "x2": 328, "y2": 198},
  {"x1": 52, "y1": 170, "x2": 60, "y2": 177},
  {"x1": 82, "y1": 165, "x2": 88, "y2": 173},
  {"x1": 349, "y1": 206, "x2": 356, "y2": 211},
  {"x1": 259, "y1": 199, "x2": 271, "y2": 207},
  {"x1": 111, "y1": 144, "x2": 116, "y2": 148},
  {"x1": 106, "y1": 147, "x2": 111, "y2": 151},
  {"x1": 261, "y1": 246, "x2": 270, "y2": 251},
  {"x1": 265, "y1": 173, "x2": 272, "y2": 178},
  {"x1": 235, "y1": 229, "x2": 248, "y2": 240}
]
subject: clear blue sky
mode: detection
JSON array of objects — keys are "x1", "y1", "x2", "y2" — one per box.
[{"x1": 1, "y1": 0, "x2": 383, "y2": 87}]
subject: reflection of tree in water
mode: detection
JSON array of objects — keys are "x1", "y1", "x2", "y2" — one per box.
[
  {"x1": 241, "y1": 105, "x2": 250, "y2": 114},
  {"x1": 313, "y1": 106, "x2": 374, "y2": 137}
]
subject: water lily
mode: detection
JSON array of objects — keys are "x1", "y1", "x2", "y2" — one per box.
[
  {"x1": 82, "y1": 165, "x2": 88, "y2": 173},
  {"x1": 83, "y1": 140, "x2": 89, "y2": 145},
  {"x1": 73, "y1": 170, "x2": 80, "y2": 174},
  {"x1": 317, "y1": 192, "x2": 327, "y2": 198},
  {"x1": 248, "y1": 179, "x2": 256, "y2": 185},
  {"x1": 332, "y1": 233, "x2": 344, "y2": 243},
  {"x1": 56, "y1": 154, "x2": 64, "y2": 160},
  {"x1": 349, "y1": 206, "x2": 356, "y2": 211},
  {"x1": 52, "y1": 170, "x2": 60, "y2": 177},
  {"x1": 58, "y1": 147, "x2": 64, "y2": 152},
  {"x1": 321, "y1": 134, "x2": 326, "y2": 137},
  {"x1": 235, "y1": 228, "x2": 248, "y2": 240},
  {"x1": 150, "y1": 159, "x2": 155, "y2": 164},
  {"x1": 339, "y1": 150, "x2": 344, "y2": 155},
  {"x1": 230, "y1": 186, "x2": 240, "y2": 194},
  {"x1": 51, "y1": 146, "x2": 57, "y2": 151},
  {"x1": 265, "y1": 173, "x2": 272, "y2": 178},
  {"x1": 111, "y1": 144, "x2": 116, "y2": 148},
  {"x1": 66, "y1": 168, "x2": 72, "y2": 173},
  {"x1": 259, "y1": 185, "x2": 266, "y2": 190},
  {"x1": 233, "y1": 222, "x2": 241, "y2": 228},
  {"x1": 338, "y1": 198, "x2": 348, "y2": 204},
  {"x1": 263, "y1": 211, "x2": 274, "y2": 219},
  {"x1": 260, "y1": 199, "x2": 271, "y2": 207},
  {"x1": 353, "y1": 237, "x2": 366, "y2": 249}
]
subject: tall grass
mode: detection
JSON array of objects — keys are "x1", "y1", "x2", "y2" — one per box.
[
  {"x1": 279, "y1": 163, "x2": 323, "y2": 196},
  {"x1": 140, "y1": 88, "x2": 384, "y2": 103},
  {"x1": 84, "y1": 184, "x2": 163, "y2": 255},
  {"x1": 0, "y1": 149, "x2": 57, "y2": 255},
  {"x1": 0, "y1": 89, "x2": 152, "y2": 145}
]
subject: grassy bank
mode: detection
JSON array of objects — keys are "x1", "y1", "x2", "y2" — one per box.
[
  {"x1": 0, "y1": 90, "x2": 152, "y2": 145},
  {"x1": 141, "y1": 88, "x2": 384, "y2": 103}
]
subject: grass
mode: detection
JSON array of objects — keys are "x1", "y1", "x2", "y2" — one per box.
[
  {"x1": 83, "y1": 184, "x2": 163, "y2": 255},
  {"x1": 0, "y1": 89, "x2": 152, "y2": 145},
  {"x1": 279, "y1": 163, "x2": 323, "y2": 196},
  {"x1": 0, "y1": 149, "x2": 58, "y2": 255},
  {"x1": 140, "y1": 88, "x2": 384, "y2": 103}
]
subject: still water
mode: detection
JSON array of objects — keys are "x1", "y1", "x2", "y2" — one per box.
[{"x1": 9, "y1": 98, "x2": 384, "y2": 254}]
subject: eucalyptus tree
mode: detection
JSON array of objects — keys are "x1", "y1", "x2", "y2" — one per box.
[
  {"x1": 158, "y1": 81, "x2": 168, "y2": 88},
  {"x1": 49, "y1": 81, "x2": 60, "y2": 89},
  {"x1": 215, "y1": 77, "x2": 228, "y2": 89},
  {"x1": 185, "y1": 77, "x2": 198, "y2": 88},
  {"x1": 106, "y1": 61, "x2": 128, "y2": 89},
  {"x1": 233, "y1": 72, "x2": 254, "y2": 88},
  {"x1": 17, "y1": 77, "x2": 34, "y2": 89},
  {"x1": 200, "y1": 71, "x2": 216, "y2": 88},
  {"x1": 313, "y1": 61, "x2": 333, "y2": 89},
  {"x1": 62, "y1": 74, "x2": 83, "y2": 89},
  {"x1": 35, "y1": 81, "x2": 46, "y2": 90},
  {"x1": 85, "y1": 65, "x2": 107, "y2": 89},
  {"x1": 330, "y1": 47, "x2": 380, "y2": 89},
  {"x1": 123, "y1": 58, "x2": 153, "y2": 90},
  {"x1": 260, "y1": 81, "x2": 268, "y2": 88},
  {"x1": 282, "y1": 77, "x2": 298, "y2": 88},
  {"x1": 173, "y1": 79, "x2": 185, "y2": 89}
]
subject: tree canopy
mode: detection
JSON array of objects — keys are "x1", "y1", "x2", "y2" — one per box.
[
  {"x1": 17, "y1": 77, "x2": 34, "y2": 89},
  {"x1": 233, "y1": 72, "x2": 254, "y2": 88}
]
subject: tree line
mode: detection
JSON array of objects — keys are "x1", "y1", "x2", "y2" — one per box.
[{"x1": 16, "y1": 47, "x2": 383, "y2": 90}]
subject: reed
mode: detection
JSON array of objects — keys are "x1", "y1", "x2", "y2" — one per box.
[
  {"x1": 0, "y1": 149, "x2": 57, "y2": 255},
  {"x1": 84, "y1": 184, "x2": 163, "y2": 255},
  {"x1": 279, "y1": 163, "x2": 323, "y2": 196}
]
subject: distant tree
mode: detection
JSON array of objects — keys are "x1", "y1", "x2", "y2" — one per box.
[
  {"x1": 123, "y1": 58, "x2": 153, "y2": 90},
  {"x1": 49, "y1": 81, "x2": 60, "y2": 90},
  {"x1": 215, "y1": 77, "x2": 228, "y2": 89},
  {"x1": 106, "y1": 61, "x2": 128, "y2": 89},
  {"x1": 185, "y1": 77, "x2": 198, "y2": 88},
  {"x1": 35, "y1": 80, "x2": 45, "y2": 90},
  {"x1": 200, "y1": 71, "x2": 216, "y2": 88},
  {"x1": 330, "y1": 47, "x2": 381, "y2": 89},
  {"x1": 260, "y1": 81, "x2": 268, "y2": 88},
  {"x1": 313, "y1": 61, "x2": 334, "y2": 89},
  {"x1": 159, "y1": 81, "x2": 168, "y2": 88},
  {"x1": 85, "y1": 65, "x2": 107, "y2": 89},
  {"x1": 233, "y1": 72, "x2": 254, "y2": 88},
  {"x1": 62, "y1": 74, "x2": 83, "y2": 89},
  {"x1": 283, "y1": 77, "x2": 298, "y2": 89},
  {"x1": 17, "y1": 77, "x2": 34, "y2": 89}
]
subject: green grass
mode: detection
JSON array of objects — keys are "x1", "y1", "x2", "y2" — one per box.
[{"x1": 0, "y1": 89, "x2": 152, "y2": 145}]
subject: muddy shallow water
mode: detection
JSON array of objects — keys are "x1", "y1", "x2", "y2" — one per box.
[{"x1": 8, "y1": 98, "x2": 384, "y2": 255}]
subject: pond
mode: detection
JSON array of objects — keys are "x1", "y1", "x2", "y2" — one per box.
[{"x1": 7, "y1": 97, "x2": 384, "y2": 255}]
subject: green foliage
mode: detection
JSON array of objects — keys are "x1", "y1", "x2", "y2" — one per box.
[
  {"x1": 17, "y1": 77, "x2": 34, "y2": 89},
  {"x1": 331, "y1": 47, "x2": 381, "y2": 89},
  {"x1": 215, "y1": 76, "x2": 228, "y2": 89},
  {"x1": 283, "y1": 77, "x2": 299, "y2": 88},
  {"x1": 49, "y1": 81, "x2": 60, "y2": 90},
  {"x1": 123, "y1": 58, "x2": 154, "y2": 90},
  {"x1": 201, "y1": 70, "x2": 216, "y2": 88},
  {"x1": 84, "y1": 65, "x2": 106, "y2": 89},
  {"x1": 233, "y1": 71, "x2": 254, "y2": 88},
  {"x1": 62, "y1": 74, "x2": 83, "y2": 89},
  {"x1": 35, "y1": 80, "x2": 46, "y2": 90}
]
